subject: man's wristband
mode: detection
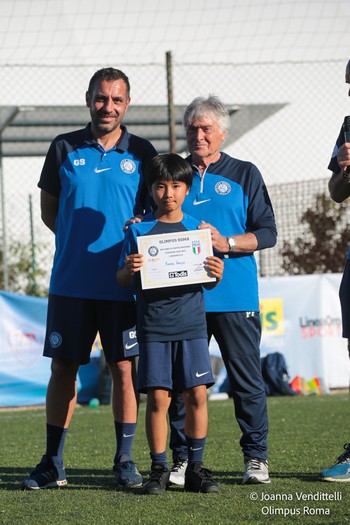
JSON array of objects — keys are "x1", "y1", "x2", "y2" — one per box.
[{"x1": 341, "y1": 170, "x2": 350, "y2": 182}]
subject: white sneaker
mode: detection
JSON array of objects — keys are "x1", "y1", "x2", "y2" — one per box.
[
  {"x1": 169, "y1": 459, "x2": 188, "y2": 486},
  {"x1": 242, "y1": 457, "x2": 270, "y2": 484}
]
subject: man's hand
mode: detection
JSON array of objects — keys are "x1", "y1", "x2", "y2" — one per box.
[
  {"x1": 198, "y1": 221, "x2": 228, "y2": 252},
  {"x1": 337, "y1": 143, "x2": 350, "y2": 173},
  {"x1": 123, "y1": 215, "x2": 143, "y2": 232}
]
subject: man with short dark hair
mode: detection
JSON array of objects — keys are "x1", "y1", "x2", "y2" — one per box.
[{"x1": 21, "y1": 67, "x2": 157, "y2": 490}]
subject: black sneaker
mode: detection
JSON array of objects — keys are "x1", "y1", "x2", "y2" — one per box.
[
  {"x1": 184, "y1": 462, "x2": 220, "y2": 493},
  {"x1": 140, "y1": 463, "x2": 170, "y2": 495},
  {"x1": 20, "y1": 455, "x2": 67, "y2": 490}
]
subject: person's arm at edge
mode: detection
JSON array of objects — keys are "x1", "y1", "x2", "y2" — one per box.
[
  {"x1": 328, "y1": 170, "x2": 350, "y2": 203},
  {"x1": 329, "y1": 141, "x2": 350, "y2": 203}
]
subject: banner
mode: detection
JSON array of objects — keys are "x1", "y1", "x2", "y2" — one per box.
[
  {"x1": 0, "y1": 273, "x2": 349, "y2": 407},
  {"x1": 0, "y1": 291, "x2": 98, "y2": 407},
  {"x1": 259, "y1": 273, "x2": 349, "y2": 390},
  {"x1": 0, "y1": 291, "x2": 50, "y2": 407}
]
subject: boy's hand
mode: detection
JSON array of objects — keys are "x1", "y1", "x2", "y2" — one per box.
[
  {"x1": 124, "y1": 253, "x2": 144, "y2": 276},
  {"x1": 204, "y1": 256, "x2": 224, "y2": 282}
]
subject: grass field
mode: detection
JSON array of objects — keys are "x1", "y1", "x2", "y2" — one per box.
[{"x1": 1, "y1": 394, "x2": 350, "y2": 525}]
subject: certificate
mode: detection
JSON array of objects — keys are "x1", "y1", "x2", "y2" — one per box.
[{"x1": 137, "y1": 228, "x2": 216, "y2": 290}]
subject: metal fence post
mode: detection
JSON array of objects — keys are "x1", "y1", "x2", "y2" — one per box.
[{"x1": 166, "y1": 51, "x2": 176, "y2": 153}]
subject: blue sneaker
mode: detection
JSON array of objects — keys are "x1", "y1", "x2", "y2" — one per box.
[
  {"x1": 320, "y1": 443, "x2": 350, "y2": 482},
  {"x1": 21, "y1": 455, "x2": 67, "y2": 490},
  {"x1": 113, "y1": 460, "x2": 143, "y2": 487}
]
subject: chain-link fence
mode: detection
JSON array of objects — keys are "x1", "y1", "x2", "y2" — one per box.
[{"x1": 0, "y1": 60, "x2": 348, "y2": 294}]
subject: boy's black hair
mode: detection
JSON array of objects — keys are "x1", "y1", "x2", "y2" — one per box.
[{"x1": 145, "y1": 153, "x2": 193, "y2": 188}]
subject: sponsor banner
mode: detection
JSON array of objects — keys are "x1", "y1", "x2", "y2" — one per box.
[
  {"x1": 0, "y1": 291, "x2": 100, "y2": 407},
  {"x1": 0, "y1": 291, "x2": 50, "y2": 407},
  {"x1": 0, "y1": 274, "x2": 349, "y2": 407},
  {"x1": 259, "y1": 274, "x2": 349, "y2": 390}
]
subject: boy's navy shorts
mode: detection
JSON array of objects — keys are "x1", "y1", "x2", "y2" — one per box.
[
  {"x1": 43, "y1": 294, "x2": 137, "y2": 364},
  {"x1": 137, "y1": 338, "x2": 214, "y2": 393},
  {"x1": 340, "y1": 260, "x2": 350, "y2": 338}
]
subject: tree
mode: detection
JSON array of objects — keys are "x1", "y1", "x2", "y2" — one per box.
[
  {"x1": 0, "y1": 240, "x2": 47, "y2": 296},
  {"x1": 281, "y1": 192, "x2": 350, "y2": 274}
]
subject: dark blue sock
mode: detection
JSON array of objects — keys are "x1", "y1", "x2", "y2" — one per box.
[
  {"x1": 114, "y1": 421, "x2": 137, "y2": 464},
  {"x1": 150, "y1": 451, "x2": 168, "y2": 469},
  {"x1": 186, "y1": 435, "x2": 206, "y2": 468},
  {"x1": 46, "y1": 423, "x2": 68, "y2": 465}
]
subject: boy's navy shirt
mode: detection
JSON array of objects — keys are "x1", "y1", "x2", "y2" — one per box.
[{"x1": 118, "y1": 213, "x2": 208, "y2": 343}]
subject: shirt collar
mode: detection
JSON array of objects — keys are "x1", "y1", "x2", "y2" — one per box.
[{"x1": 83, "y1": 123, "x2": 131, "y2": 151}]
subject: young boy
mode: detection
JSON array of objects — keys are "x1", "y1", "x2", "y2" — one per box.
[{"x1": 117, "y1": 153, "x2": 223, "y2": 495}]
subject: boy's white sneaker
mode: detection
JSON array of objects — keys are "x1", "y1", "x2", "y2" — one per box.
[
  {"x1": 243, "y1": 457, "x2": 270, "y2": 484},
  {"x1": 169, "y1": 459, "x2": 188, "y2": 485}
]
